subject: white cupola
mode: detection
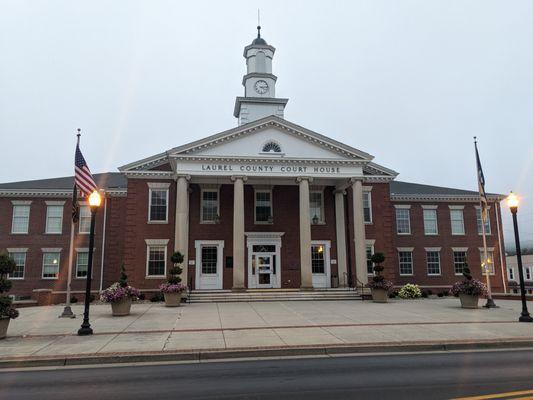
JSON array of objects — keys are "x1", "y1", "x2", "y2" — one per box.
[{"x1": 234, "y1": 26, "x2": 289, "y2": 125}]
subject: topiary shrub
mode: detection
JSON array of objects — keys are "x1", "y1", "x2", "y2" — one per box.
[
  {"x1": 0, "y1": 253, "x2": 19, "y2": 321},
  {"x1": 365, "y1": 252, "x2": 394, "y2": 293},
  {"x1": 160, "y1": 252, "x2": 187, "y2": 294},
  {"x1": 398, "y1": 283, "x2": 422, "y2": 299}
]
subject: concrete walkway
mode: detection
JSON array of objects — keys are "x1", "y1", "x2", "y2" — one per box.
[{"x1": 2, "y1": 298, "x2": 533, "y2": 365}]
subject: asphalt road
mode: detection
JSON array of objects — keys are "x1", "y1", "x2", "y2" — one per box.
[{"x1": 2, "y1": 349, "x2": 533, "y2": 400}]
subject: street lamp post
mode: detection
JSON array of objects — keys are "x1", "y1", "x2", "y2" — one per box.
[
  {"x1": 78, "y1": 190, "x2": 102, "y2": 335},
  {"x1": 507, "y1": 192, "x2": 533, "y2": 323}
]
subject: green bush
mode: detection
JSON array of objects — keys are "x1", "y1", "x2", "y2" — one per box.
[
  {"x1": 398, "y1": 283, "x2": 422, "y2": 299},
  {"x1": 0, "y1": 252, "x2": 19, "y2": 319}
]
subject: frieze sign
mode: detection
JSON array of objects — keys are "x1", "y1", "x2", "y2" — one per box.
[{"x1": 201, "y1": 164, "x2": 341, "y2": 174}]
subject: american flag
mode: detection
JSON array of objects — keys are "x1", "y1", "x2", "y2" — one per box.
[
  {"x1": 75, "y1": 140, "x2": 97, "y2": 198},
  {"x1": 474, "y1": 138, "x2": 488, "y2": 221}
]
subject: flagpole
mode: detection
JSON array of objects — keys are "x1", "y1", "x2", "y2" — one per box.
[
  {"x1": 474, "y1": 137, "x2": 497, "y2": 308},
  {"x1": 60, "y1": 131, "x2": 81, "y2": 318}
]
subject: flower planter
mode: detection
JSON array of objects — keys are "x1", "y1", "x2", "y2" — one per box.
[
  {"x1": 0, "y1": 317, "x2": 10, "y2": 340},
  {"x1": 459, "y1": 293, "x2": 479, "y2": 309},
  {"x1": 111, "y1": 297, "x2": 132, "y2": 316},
  {"x1": 371, "y1": 288, "x2": 389, "y2": 303},
  {"x1": 164, "y1": 292, "x2": 181, "y2": 307}
]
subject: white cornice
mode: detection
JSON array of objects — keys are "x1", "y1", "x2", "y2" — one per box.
[
  {"x1": 172, "y1": 155, "x2": 367, "y2": 166},
  {"x1": 121, "y1": 171, "x2": 175, "y2": 180},
  {"x1": 0, "y1": 189, "x2": 126, "y2": 198},
  {"x1": 390, "y1": 194, "x2": 504, "y2": 202}
]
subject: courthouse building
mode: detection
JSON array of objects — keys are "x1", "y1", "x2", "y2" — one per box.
[{"x1": 0, "y1": 29, "x2": 508, "y2": 302}]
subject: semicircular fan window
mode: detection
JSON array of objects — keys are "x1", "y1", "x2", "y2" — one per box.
[{"x1": 262, "y1": 141, "x2": 282, "y2": 153}]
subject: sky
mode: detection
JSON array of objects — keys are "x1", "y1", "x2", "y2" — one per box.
[{"x1": 1, "y1": 0, "x2": 532, "y2": 247}]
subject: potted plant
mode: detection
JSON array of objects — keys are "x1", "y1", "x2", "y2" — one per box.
[
  {"x1": 0, "y1": 253, "x2": 19, "y2": 339},
  {"x1": 366, "y1": 253, "x2": 393, "y2": 303},
  {"x1": 160, "y1": 252, "x2": 187, "y2": 307},
  {"x1": 450, "y1": 263, "x2": 487, "y2": 309},
  {"x1": 100, "y1": 264, "x2": 140, "y2": 316}
]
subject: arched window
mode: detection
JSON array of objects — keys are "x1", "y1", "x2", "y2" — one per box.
[
  {"x1": 255, "y1": 51, "x2": 266, "y2": 73},
  {"x1": 262, "y1": 141, "x2": 282, "y2": 153}
]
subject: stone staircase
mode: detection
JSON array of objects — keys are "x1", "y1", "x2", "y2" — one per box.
[{"x1": 188, "y1": 288, "x2": 362, "y2": 303}]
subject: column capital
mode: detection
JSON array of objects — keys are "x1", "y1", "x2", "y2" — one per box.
[
  {"x1": 296, "y1": 176, "x2": 314, "y2": 184},
  {"x1": 175, "y1": 174, "x2": 191, "y2": 181},
  {"x1": 333, "y1": 189, "x2": 347, "y2": 196},
  {"x1": 230, "y1": 175, "x2": 248, "y2": 182},
  {"x1": 349, "y1": 177, "x2": 364, "y2": 185}
]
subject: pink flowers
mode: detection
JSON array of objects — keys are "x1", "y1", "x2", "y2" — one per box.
[
  {"x1": 100, "y1": 283, "x2": 141, "y2": 303},
  {"x1": 159, "y1": 283, "x2": 187, "y2": 294},
  {"x1": 451, "y1": 279, "x2": 487, "y2": 297}
]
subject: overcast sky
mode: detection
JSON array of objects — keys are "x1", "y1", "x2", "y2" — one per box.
[{"x1": 1, "y1": 1, "x2": 532, "y2": 246}]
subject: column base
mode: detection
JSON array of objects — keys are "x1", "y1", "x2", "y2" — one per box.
[
  {"x1": 232, "y1": 287, "x2": 247, "y2": 292},
  {"x1": 299, "y1": 286, "x2": 314, "y2": 291}
]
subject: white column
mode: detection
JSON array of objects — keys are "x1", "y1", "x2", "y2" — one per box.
[
  {"x1": 351, "y1": 178, "x2": 368, "y2": 285},
  {"x1": 334, "y1": 189, "x2": 348, "y2": 287},
  {"x1": 175, "y1": 175, "x2": 190, "y2": 286},
  {"x1": 297, "y1": 177, "x2": 313, "y2": 289},
  {"x1": 231, "y1": 176, "x2": 246, "y2": 290}
]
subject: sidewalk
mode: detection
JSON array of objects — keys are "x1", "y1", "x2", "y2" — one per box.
[{"x1": 2, "y1": 298, "x2": 533, "y2": 367}]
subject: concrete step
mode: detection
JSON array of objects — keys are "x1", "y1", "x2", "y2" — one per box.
[{"x1": 188, "y1": 289, "x2": 362, "y2": 303}]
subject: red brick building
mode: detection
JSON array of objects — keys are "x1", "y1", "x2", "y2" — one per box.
[{"x1": 0, "y1": 30, "x2": 507, "y2": 302}]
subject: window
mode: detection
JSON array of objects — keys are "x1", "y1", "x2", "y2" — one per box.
[
  {"x1": 508, "y1": 268, "x2": 515, "y2": 281},
  {"x1": 479, "y1": 250, "x2": 495, "y2": 275},
  {"x1": 76, "y1": 251, "x2": 89, "y2": 278},
  {"x1": 423, "y1": 208, "x2": 438, "y2": 235},
  {"x1": 79, "y1": 206, "x2": 91, "y2": 234},
  {"x1": 255, "y1": 190, "x2": 272, "y2": 223},
  {"x1": 366, "y1": 245, "x2": 374, "y2": 275},
  {"x1": 450, "y1": 209, "x2": 465, "y2": 235},
  {"x1": 42, "y1": 252, "x2": 60, "y2": 279},
  {"x1": 309, "y1": 191, "x2": 324, "y2": 223},
  {"x1": 201, "y1": 189, "x2": 219, "y2": 223},
  {"x1": 12, "y1": 204, "x2": 30, "y2": 234},
  {"x1": 453, "y1": 250, "x2": 468, "y2": 275},
  {"x1": 476, "y1": 208, "x2": 491, "y2": 235},
  {"x1": 363, "y1": 192, "x2": 372, "y2": 223},
  {"x1": 525, "y1": 267, "x2": 532, "y2": 281},
  {"x1": 201, "y1": 246, "x2": 218, "y2": 274},
  {"x1": 147, "y1": 246, "x2": 166, "y2": 277},
  {"x1": 262, "y1": 141, "x2": 281, "y2": 153},
  {"x1": 8, "y1": 251, "x2": 26, "y2": 279},
  {"x1": 149, "y1": 188, "x2": 168, "y2": 222},
  {"x1": 426, "y1": 251, "x2": 441, "y2": 275},
  {"x1": 395, "y1": 208, "x2": 411, "y2": 234},
  {"x1": 45, "y1": 204, "x2": 63, "y2": 234},
  {"x1": 311, "y1": 245, "x2": 325, "y2": 274},
  {"x1": 398, "y1": 251, "x2": 413, "y2": 275}
]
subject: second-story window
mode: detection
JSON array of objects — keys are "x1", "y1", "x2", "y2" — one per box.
[
  {"x1": 255, "y1": 190, "x2": 272, "y2": 223},
  {"x1": 476, "y1": 207, "x2": 491, "y2": 235},
  {"x1": 11, "y1": 203, "x2": 30, "y2": 234},
  {"x1": 450, "y1": 208, "x2": 465, "y2": 235},
  {"x1": 310, "y1": 191, "x2": 324, "y2": 224},
  {"x1": 79, "y1": 205, "x2": 91, "y2": 234},
  {"x1": 148, "y1": 185, "x2": 169, "y2": 223},
  {"x1": 363, "y1": 192, "x2": 372, "y2": 223},
  {"x1": 201, "y1": 189, "x2": 219, "y2": 223},
  {"x1": 423, "y1": 208, "x2": 438, "y2": 235},
  {"x1": 45, "y1": 203, "x2": 64, "y2": 234},
  {"x1": 395, "y1": 207, "x2": 411, "y2": 235}
]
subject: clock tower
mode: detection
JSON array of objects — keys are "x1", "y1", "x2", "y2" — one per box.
[{"x1": 234, "y1": 26, "x2": 289, "y2": 125}]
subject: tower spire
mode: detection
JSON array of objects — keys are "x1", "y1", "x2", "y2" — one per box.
[{"x1": 257, "y1": 9, "x2": 261, "y2": 38}]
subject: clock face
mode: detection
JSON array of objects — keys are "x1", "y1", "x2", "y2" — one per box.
[{"x1": 254, "y1": 80, "x2": 269, "y2": 94}]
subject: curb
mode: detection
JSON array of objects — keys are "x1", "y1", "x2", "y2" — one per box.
[{"x1": 2, "y1": 339, "x2": 533, "y2": 369}]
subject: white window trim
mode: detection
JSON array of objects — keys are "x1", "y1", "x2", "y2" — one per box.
[
  {"x1": 422, "y1": 208, "x2": 439, "y2": 236},
  {"x1": 310, "y1": 189, "x2": 325, "y2": 224},
  {"x1": 475, "y1": 205, "x2": 492, "y2": 236},
  {"x1": 11, "y1": 203, "x2": 31, "y2": 234},
  {"x1": 425, "y1": 249, "x2": 441, "y2": 276},
  {"x1": 200, "y1": 187, "x2": 220, "y2": 224},
  {"x1": 41, "y1": 249, "x2": 61, "y2": 280},
  {"x1": 395, "y1": 208, "x2": 411, "y2": 235},
  {"x1": 78, "y1": 203, "x2": 91, "y2": 235},
  {"x1": 478, "y1": 247, "x2": 496, "y2": 276},
  {"x1": 452, "y1": 249, "x2": 469, "y2": 276},
  {"x1": 145, "y1": 239, "x2": 169, "y2": 278},
  {"x1": 508, "y1": 267, "x2": 515, "y2": 281},
  {"x1": 148, "y1": 184, "x2": 169, "y2": 224},
  {"x1": 363, "y1": 190, "x2": 373, "y2": 224},
  {"x1": 394, "y1": 204, "x2": 411, "y2": 209},
  {"x1": 45, "y1": 203, "x2": 64, "y2": 234},
  {"x1": 74, "y1": 248, "x2": 95, "y2": 279},
  {"x1": 7, "y1": 248, "x2": 28, "y2": 280},
  {"x1": 449, "y1": 209, "x2": 465, "y2": 236},
  {"x1": 397, "y1": 248, "x2": 414, "y2": 276},
  {"x1": 254, "y1": 188, "x2": 273, "y2": 224}
]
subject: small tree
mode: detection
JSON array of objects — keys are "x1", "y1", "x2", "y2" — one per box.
[
  {"x1": 168, "y1": 252, "x2": 184, "y2": 284},
  {"x1": 366, "y1": 252, "x2": 393, "y2": 292},
  {"x1": 0, "y1": 252, "x2": 19, "y2": 320},
  {"x1": 118, "y1": 263, "x2": 128, "y2": 288}
]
